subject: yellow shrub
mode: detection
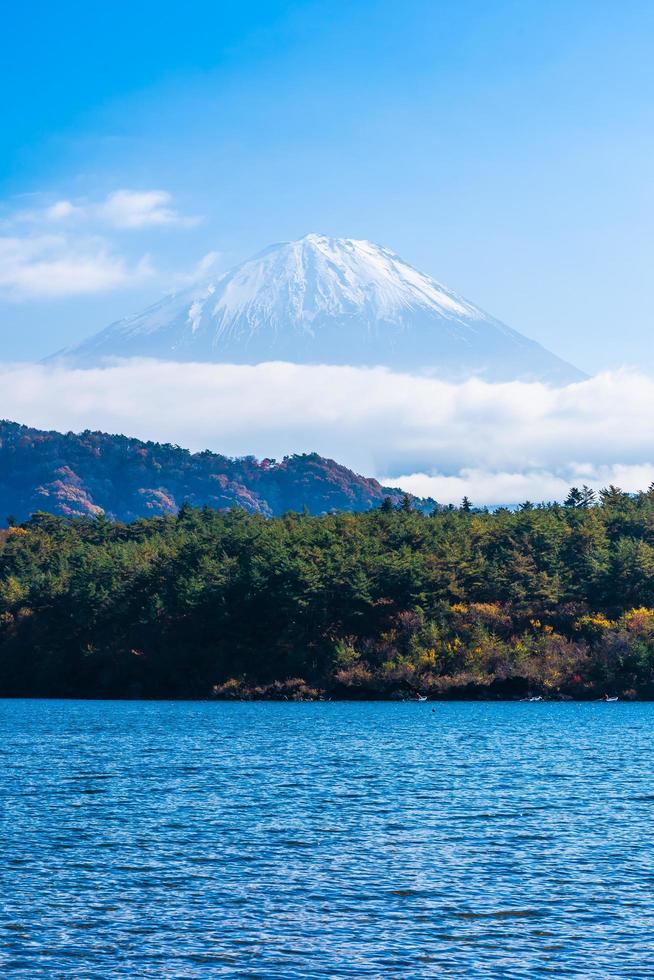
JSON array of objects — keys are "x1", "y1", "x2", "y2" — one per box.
[
  {"x1": 0, "y1": 576, "x2": 27, "y2": 608},
  {"x1": 417, "y1": 648, "x2": 437, "y2": 669},
  {"x1": 575, "y1": 613, "x2": 614, "y2": 635},
  {"x1": 621, "y1": 608, "x2": 654, "y2": 633}
]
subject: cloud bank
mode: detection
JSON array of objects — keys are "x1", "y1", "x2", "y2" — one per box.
[{"x1": 1, "y1": 362, "x2": 653, "y2": 505}]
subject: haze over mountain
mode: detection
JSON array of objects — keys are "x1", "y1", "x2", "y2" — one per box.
[{"x1": 54, "y1": 234, "x2": 583, "y2": 383}]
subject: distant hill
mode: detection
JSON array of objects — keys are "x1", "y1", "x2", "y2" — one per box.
[
  {"x1": 0, "y1": 420, "x2": 430, "y2": 522},
  {"x1": 51, "y1": 233, "x2": 583, "y2": 384}
]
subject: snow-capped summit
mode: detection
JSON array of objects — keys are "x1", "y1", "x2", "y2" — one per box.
[{"x1": 55, "y1": 233, "x2": 583, "y2": 382}]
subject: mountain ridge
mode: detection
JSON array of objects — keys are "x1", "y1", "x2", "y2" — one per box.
[
  {"x1": 53, "y1": 233, "x2": 583, "y2": 383},
  {"x1": 0, "y1": 419, "x2": 432, "y2": 523}
]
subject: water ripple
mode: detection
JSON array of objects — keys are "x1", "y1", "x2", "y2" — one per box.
[{"x1": 0, "y1": 700, "x2": 653, "y2": 978}]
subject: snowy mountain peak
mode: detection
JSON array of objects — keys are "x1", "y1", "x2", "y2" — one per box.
[
  {"x1": 203, "y1": 234, "x2": 481, "y2": 330},
  {"x1": 55, "y1": 234, "x2": 584, "y2": 383}
]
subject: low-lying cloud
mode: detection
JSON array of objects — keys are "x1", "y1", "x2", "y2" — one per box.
[{"x1": 1, "y1": 361, "x2": 653, "y2": 505}]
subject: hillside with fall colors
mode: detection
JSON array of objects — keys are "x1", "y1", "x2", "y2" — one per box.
[{"x1": 0, "y1": 420, "x2": 424, "y2": 522}]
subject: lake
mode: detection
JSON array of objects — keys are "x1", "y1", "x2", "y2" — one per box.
[{"x1": 1, "y1": 700, "x2": 652, "y2": 978}]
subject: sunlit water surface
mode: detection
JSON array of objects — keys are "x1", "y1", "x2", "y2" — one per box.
[{"x1": 1, "y1": 700, "x2": 653, "y2": 978}]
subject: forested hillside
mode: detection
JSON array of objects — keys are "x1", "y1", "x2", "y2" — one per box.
[
  {"x1": 0, "y1": 420, "x2": 421, "y2": 521},
  {"x1": 2, "y1": 487, "x2": 654, "y2": 699}
]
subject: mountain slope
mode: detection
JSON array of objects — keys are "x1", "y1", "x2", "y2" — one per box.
[
  {"x1": 0, "y1": 420, "x2": 429, "y2": 523},
  {"x1": 55, "y1": 234, "x2": 583, "y2": 383}
]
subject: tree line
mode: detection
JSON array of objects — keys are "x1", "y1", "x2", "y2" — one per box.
[{"x1": 2, "y1": 486, "x2": 654, "y2": 699}]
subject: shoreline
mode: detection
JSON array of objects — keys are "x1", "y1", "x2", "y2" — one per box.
[{"x1": 0, "y1": 692, "x2": 640, "y2": 703}]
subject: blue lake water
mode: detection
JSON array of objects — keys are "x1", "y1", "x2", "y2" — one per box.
[{"x1": 1, "y1": 700, "x2": 653, "y2": 978}]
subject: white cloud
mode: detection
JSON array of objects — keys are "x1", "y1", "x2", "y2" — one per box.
[
  {"x1": 0, "y1": 185, "x2": 200, "y2": 299},
  {"x1": 9, "y1": 188, "x2": 198, "y2": 231},
  {"x1": 0, "y1": 235, "x2": 153, "y2": 298},
  {"x1": 0, "y1": 187, "x2": 203, "y2": 298},
  {"x1": 96, "y1": 190, "x2": 198, "y2": 229},
  {"x1": 385, "y1": 467, "x2": 654, "y2": 507},
  {"x1": 1, "y1": 362, "x2": 654, "y2": 504},
  {"x1": 44, "y1": 200, "x2": 81, "y2": 222},
  {"x1": 174, "y1": 250, "x2": 222, "y2": 286}
]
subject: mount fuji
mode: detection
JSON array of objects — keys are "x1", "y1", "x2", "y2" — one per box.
[{"x1": 54, "y1": 233, "x2": 583, "y2": 383}]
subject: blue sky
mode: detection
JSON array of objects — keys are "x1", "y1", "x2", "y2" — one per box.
[{"x1": 2, "y1": 0, "x2": 654, "y2": 371}]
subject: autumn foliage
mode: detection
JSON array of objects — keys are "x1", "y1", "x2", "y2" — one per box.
[{"x1": 2, "y1": 485, "x2": 654, "y2": 699}]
